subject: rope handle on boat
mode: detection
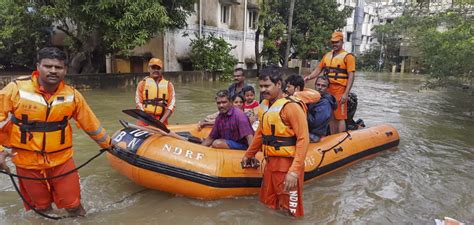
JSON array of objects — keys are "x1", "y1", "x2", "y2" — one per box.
[
  {"x1": 0, "y1": 148, "x2": 109, "y2": 220},
  {"x1": 314, "y1": 131, "x2": 352, "y2": 171}
]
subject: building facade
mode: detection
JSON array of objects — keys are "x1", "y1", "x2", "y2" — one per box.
[
  {"x1": 114, "y1": 0, "x2": 261, "y2": 73},
  {"x1": 336, "y1": 0, "x2": 383, "y2": 55}
]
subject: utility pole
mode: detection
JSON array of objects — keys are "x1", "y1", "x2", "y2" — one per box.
[
  {"x1": 242, "y1": 0, "x2": 248, "y2": 64},
  {"x1": 284, "y1": 0, "x2": 295, "y2": 68}
]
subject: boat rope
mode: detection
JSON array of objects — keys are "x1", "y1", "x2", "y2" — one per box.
[
  {"x1": 314, "y1": 131, "x2": 352, "y2": 172},
  {"x1": 0, "y1": 148, "x2": 109, "y2": 220}
]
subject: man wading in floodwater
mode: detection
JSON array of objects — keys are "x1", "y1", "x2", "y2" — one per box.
[
  {"x1": 0, "y1": 47, "x2": 111, "y2": 217},
  {"x1": 241, "y1": 66, "x2": 309, "y2": 217}
]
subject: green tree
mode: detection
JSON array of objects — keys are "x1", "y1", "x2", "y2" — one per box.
[
  {"x1": 291, "y1": 0, "x2": 352, "y2": 60},
  {"x1": 413, "y1": 11, "x2": 473, "y2": 79},
  {"x1": 258, "y1": 0, "x2": 352, "y2": 66},
  {"x1": 189, "y1": 33, "x2": 238, "y2": 80},
  {"x1": 373, "y1": 21, "x2": 405, "y2": 71},
  {"x1": 357, "y1": 45, "x2": 382, "y2": 71},
  {"x1": 0, "y1": 1, "x2": 51, "y2": 70},
  {"x1": 373, "y1": 5, "x2": 473, "y2": 81},
  {"x1": 0, "y1": 0, "x2": 194, "y2": 73}
]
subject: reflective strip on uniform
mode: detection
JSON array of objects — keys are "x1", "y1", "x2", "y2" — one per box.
[
  {"x1": 158, "y1": 83, "x2": 167, "y2": 88},
  {"x1": 0, "y1": 113, "x2": 11, "y2": 129},
  {"x1": 86, "y1": 126, "x2": 104, "y2": 136},
  {"x1": 94, "y1": 134, "x2": 109, "y2": 144},
  {"x1": 167, "y1": 83, "x2": 176, "y2": 111},
  {"x1": 266, "y1": 105, "x2": 284, "y2": 113},
  {"x1": 51, "y1": 94, "x2": 75, "y2": 106},
  {"x1": 18, "y1": 90, "x2": 47, "y2": 106},
  {"x1": 260, "y1": 104, "x2": 269, "y2": 111}
]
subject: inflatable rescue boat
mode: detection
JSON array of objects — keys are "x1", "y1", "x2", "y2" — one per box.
[{"x1": 107, "y1": 122, "x2": 399, "y2": 200}]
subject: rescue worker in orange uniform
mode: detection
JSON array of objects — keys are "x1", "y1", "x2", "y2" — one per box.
[
  {"x1": 135, "y1": 58, "x2": 176, "y2": 125},
  {"x1": 241, "y1": 66, "x2": 309, "y2": 217},
  {"x1": 0, "y1": 47, "x2": 111, "y2": 217},
  {"x1": 304, "y1": 31, "x2": 356, "y2": 134}
]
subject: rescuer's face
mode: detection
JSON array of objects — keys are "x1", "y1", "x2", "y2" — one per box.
[{"x1": 37, "y1": 58, "x2": 67, "y2": 86}]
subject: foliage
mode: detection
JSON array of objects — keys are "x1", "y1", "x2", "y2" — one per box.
[
  {"x1": 258, "y1": 0, "x2": 352, "y2": 65},
  {"x1": 261, "y1": 21, "x2": 286, "y2": 65},
  {"x1": 189, "y1": 33, "x2": 238, "y2": 80},
  {"x1": 373, "y1": 4, "x2": 473, "y2": 81},
  {"x1": 413, "y1": 12, "x2": 473, "y2": 79},
  {"x1": 0, "y1": 0, "x2": 194, "y2": 73},
  {"x1": 358, "y1": 45, "x2": 382, "y2": 72},
  {"x1": 291, "y1": 0, "x2": 352, "y2": 60},
  {"x1": 0, "y1": 1, "x2": 51, "y2": 70},
  {"x1": 373, "y1": 22, "x2": 404, "y2": 71}
]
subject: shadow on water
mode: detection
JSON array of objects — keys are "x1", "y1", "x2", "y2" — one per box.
[{"x1": 0, "y1": 72, "x2": 473, "y2": 224}]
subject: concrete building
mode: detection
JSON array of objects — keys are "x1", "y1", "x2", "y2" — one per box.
[
  {"x1": 114, "y1": 0, "x2": 262, "y2": 73},
  {"x1": 336, "y1": 0, "x2": 383, "y2": 55}
]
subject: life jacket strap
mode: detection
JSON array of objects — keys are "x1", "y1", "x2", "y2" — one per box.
[
  {"x1": 323, "y1": 66, "x2": 349, "y2": 80},
  {"x1": 143, "y1": 97, "x2": 168, "y2": 107},
  {"x1": 12, "y1": 115, "x2": 69, "y2": 144},
  {"x1": 262, "y1": 125, "x2": 297, "y2": 150},
  {"x1": 13, "y1": 146, "x2": 72, "y2": 154}
]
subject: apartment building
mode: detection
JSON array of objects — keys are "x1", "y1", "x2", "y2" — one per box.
[
  {"x1": 335, "y1": 0, "x2": 383, "y2": 55},
  {"x1": 114, "y1": 0, "x2": 261, "y2": 73}
]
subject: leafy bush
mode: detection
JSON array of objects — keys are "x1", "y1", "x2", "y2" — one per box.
[
  {"x1": 358, "y1": 45, "x2": 383, "y2": 72},
  {"x1": 189, "y1": 33, "x2": 238, "y2": 80}
]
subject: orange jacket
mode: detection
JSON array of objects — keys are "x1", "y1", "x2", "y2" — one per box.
[
  {"x1": 246, "y1": 96, "x2": 309, "y2": 175},
  {"x1": 319, "y1": 50, "x2": 356, "y2": 86},
  {"x1": 135, "y1": 76, "x2": 176, "y2": 117},
  {"x1": 0, "y1": 72, "x2": 111, "y2": 170},
  {"x1": 257, "y1": 97, "x2": 307, "y2": 157},
  {"x1": 293, "y1": 88, "x2": 321, "y2": 104}
]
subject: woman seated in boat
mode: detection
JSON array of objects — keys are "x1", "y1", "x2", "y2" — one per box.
[
  {"x1": 201, "y1": 90, "x2": 254, "y2": 150},
  {"x1": 230, "y1": 94, "x2": 257, "y2": 124}
]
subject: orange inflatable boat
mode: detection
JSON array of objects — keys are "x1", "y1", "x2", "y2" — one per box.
[{"x1": 107, "y1": 123, "x2": 399, "y2": 200}]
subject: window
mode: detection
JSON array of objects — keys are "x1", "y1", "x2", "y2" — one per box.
[
  {"x1": 248, "y1": 10, "x2": 257, "y2": 29},
  {"x1": 221, "y1": 4, "x2": 230, "y2": 24},
  {"x1": 346, "y1": 32, "x2": 352, "y2": 42}
]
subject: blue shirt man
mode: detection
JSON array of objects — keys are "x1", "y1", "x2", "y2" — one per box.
[{"x1": 307, "y1": 77, "x2": 336, "y2": 142}]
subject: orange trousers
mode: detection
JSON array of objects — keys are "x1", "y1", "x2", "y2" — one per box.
[
  {"x1": 259, "y1": 157, "x2": 304, "y2": 217},
  {"x1": 16, "y1": 158, "x2": 81, "y2": 210},
  {"x1": 327, "y1": 83, "x2": 348, "y2": 120}
]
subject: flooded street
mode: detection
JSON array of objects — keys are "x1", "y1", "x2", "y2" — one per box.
[{"x1": 0, "y1": 72, "x2": 473, "y2": 224}]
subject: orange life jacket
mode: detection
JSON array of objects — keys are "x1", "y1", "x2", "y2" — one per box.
[
  {"x1": 258, "y1": 96, "x2": 307, "y2": 157},
  {"x1": 293, "y1": 88, "x2": 321, "y2": 104},
  {"x1": 10, "y1": 76, "x2": 75, "y2": 154},
  {"x1": 142, "y1": 77, "x2": 169, "y2": 116},
  {"x1": 321, "y1": 50, "x2": 353, "y2": 86},
  {"x1": 0, "y1": 112, "x2": 12, "y2": 147}
]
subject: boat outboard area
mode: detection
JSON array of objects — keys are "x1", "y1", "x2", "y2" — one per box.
[{"x1": 108, "y1": 122, "x2": 399, "y2": 200}]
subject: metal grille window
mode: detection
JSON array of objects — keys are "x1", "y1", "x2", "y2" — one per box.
[
  {"x1": 248, "y1": 10, "x2": 257, "y2": 29},
  {"x1": 221, "y1": 4, "x2": 230, "y2": 24}
]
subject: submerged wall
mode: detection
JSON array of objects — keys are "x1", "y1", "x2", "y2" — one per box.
[{"x1": 0, "y1": 68, "x2": 298, "y2": 90}]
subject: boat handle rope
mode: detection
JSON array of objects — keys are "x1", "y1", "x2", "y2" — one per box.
[
  {"x1": 0, "y1": 148, "x2": 109, "y2": 220},
  {"x1": 313, "y1": 131, "x2": 351, "y2": 172}
]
